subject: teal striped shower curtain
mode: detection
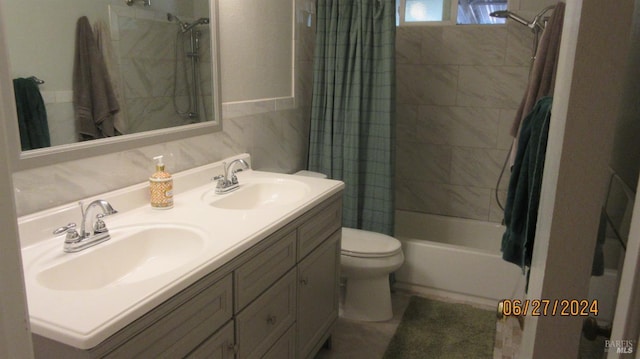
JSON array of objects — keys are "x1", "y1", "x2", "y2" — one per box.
[{"x1": 308, "y1": 0, "x2": 396, "y2": 235}]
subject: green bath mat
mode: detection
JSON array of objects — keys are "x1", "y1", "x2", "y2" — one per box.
[{"x1": 383, "y1": 296, "x2": 496, "y2": 359}]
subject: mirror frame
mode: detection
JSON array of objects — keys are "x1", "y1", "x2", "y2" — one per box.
[{"x1": 1, "y1": 0, "x2": 222, "y2": 172}]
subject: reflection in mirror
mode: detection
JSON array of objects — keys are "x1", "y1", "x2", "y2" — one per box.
[
  {"x1": 218, "y1": 0, "x2": 292, "y2": 103},
  {"x1": 3, "y1": 0, "x2": 221, "y2": 168}
]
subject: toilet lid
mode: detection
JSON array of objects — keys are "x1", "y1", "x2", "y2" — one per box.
[{"x1": 341, "y1": 228, "x2": 402, "y2": 258}]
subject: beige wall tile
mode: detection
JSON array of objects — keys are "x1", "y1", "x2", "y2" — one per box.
[
  {"x1": 457, "y1": 65, "x2": 528, "y2": 108},
  {"x1": 396, "y1": 142, "x2": 451, "y2": 183},
  {"x1": 421, "y1": 26, "x2": 507, "y2": 65},
  {"x1": 396, "y1": 180, "x2": 491, "y2": 220},
  {"x1": 395, "y1": 23, "x2": 529, "y2": 223},
  {"x1": 416, "y1": 105, "x2": 500, "y2": 148}
]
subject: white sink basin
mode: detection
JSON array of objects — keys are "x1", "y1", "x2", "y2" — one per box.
[
  {"x1": 35, "y1": 224, "x2": 207, "y2": 291},
  {"x1": 203, "y1": 178, "x2": 311, "y2": 210}
]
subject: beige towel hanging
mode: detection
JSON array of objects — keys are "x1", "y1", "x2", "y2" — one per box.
[
  {"x1": 73, "y1": 16, "x2": 120, "y2": 140},
  {"x1": 94, "y1": 19, "x2": 127, "y2": 135},
  {"x1": 509, "y1": 2, "x2": 565, "y2": 165}
]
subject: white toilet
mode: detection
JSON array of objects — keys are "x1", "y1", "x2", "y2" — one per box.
[{"x1": 295, "y1": 171, "x2": 405, "y2": 322}]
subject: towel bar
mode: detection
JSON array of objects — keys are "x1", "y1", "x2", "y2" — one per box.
[
  {"x1": 28, "y1": 76, "x2": 44, "y2": 85},
  {"x1": 125, "y1": 0, "x2": 150, "y2": 6}
]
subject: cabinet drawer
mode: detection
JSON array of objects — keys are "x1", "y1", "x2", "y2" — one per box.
[
  {"x1": 236, "y1": 269, "x2": 296, "y2": 359},
  {"x1": 297, "y1": 196, "x2": 342, "y2": 260},
  {"x1": 235, "y1": 229, "x2": 296, "y2": 312},
  {"x1": 263, "y1": 324, "x2": 296, "y2": 359},
  {"x1": 105, "y1": 273, "x2": 233, "y2": 359},
  {"x1": 186, "y1": 320, "x2": 234, "y2": 359}
]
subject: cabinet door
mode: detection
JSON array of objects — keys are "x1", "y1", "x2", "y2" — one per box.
[
  {"x1": 186, "y1": 321, "x2": 235, "y2": 359},
  {"x1": 297, "y1": 230, "x2": 340, "y2": 359},
  {"x1": 236, "y1": 269, "x2": 297, "y2": 359}
]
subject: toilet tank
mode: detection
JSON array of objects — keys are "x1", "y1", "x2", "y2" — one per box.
[{"x1": 294, "y1": 170, "x2": 328, "y2": 179}]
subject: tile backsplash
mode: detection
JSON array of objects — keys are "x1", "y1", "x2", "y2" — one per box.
[{"x1": 12, "y1": 106, "x2": 309, "y2": 217}]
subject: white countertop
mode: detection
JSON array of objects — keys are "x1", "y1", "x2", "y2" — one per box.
[{"x1": 19, "y1": 154, "x2": 344, "y2": 349}]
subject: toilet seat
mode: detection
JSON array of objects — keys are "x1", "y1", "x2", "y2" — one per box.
[{"x1": 341, "y1": 228, "x2": 402, "y2": 258}]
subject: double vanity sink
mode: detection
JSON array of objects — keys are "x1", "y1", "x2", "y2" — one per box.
[{"x1": 18, "y1": 154, "x2": 344, "y2": 356}]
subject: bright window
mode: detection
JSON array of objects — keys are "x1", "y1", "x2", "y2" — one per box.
[
  {"x1": 405, "y1": 0, "x2": 445, "y2": 21},
  {"x1": 397, "y1": 0, "x2": 508, "y2": 25}
]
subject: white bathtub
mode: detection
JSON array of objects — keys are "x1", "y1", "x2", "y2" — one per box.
[
  {"x1": 393, "y1": 211, "x2": 618, "y2": 322},
  {"x1": 394, "y1": 211, "x2": 522, "y2": 308}
]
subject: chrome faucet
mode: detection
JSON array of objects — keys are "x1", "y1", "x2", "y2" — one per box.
[
  {"x1": 213, "y1": 159, "x2": 250, "y2": 194},
  {"x1": 53, "y1": 200, "x2": 118, "y2": 253}
]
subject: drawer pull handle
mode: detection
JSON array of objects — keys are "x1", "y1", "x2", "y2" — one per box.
[
  {"x1": 300, "y1": 278, "x2": 308, "y2": 286},
  {"x1": 227, "y1": 343, "x2": 239, "y2": 354},
  {"x1": 267, "y1": 314, "x2": 277, "y2": 325}
]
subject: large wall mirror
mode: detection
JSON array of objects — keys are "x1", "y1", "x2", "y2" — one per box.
[{"x1": 2, "y1": 0, "x2": 221, "y2": 171}]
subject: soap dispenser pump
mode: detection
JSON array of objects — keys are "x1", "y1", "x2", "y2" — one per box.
[{"x1": 149, "y1": 155, "x2": 174, "y2": 209}]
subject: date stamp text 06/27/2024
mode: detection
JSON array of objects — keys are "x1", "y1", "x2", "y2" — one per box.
[{"x1": 499, "y1": 299, "x2": 599, "y2": 317}]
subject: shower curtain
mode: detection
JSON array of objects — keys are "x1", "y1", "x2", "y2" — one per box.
[{"x1": 308, "y1": 0, "x2": 396, "y2": 235}]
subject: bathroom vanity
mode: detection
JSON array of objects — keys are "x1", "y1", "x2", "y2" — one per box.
[{"x1": 19, "y1": 155, "x2": 344, "y2": 358}]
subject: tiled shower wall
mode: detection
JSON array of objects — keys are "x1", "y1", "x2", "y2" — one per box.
[
  {"x1": 115, "y1": 7, "x2": 214, "y2": 134},
  {"x1": 395, "y1": 24, "x2": 532, "y2": 223}
]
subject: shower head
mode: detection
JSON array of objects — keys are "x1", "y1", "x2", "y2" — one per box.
[
  {"x1": 489, "y1": 10, "x2": 530, "y2": 27},
  {"x1": 489, "y1": 10, "x2": 508, "y2": 17},
  {"x1": 180, "y1": 18, "x2": 210, "y2": 33},
  {"x1": 490, "y1": 7, "x2": 554, "y2": 32},
  {"x1": 168, "y1": 13, "x2": 210, "y2": 33},
  {"x1": 167, "y1": 13, "x2": 186, "y2": 27}
]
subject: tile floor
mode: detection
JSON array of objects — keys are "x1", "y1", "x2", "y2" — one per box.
[
  {"x1": 315, "y1": 290, "x2": 606, "y2": 359},
  {"x1": 315, "y1": 290, "x2": 517, "y2": 359},
  {"x1": 315, "y1": 292, "x2": 412, "y2": 359}
]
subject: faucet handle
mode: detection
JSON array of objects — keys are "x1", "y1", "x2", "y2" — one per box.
[
  {"x1": 230, "y1": 168, "x2": 245, "y2": 184},
  {"x1": 213, "y1": 174, "x2": 226, "y2": 187},
  {"x1": 93, "y1": 214, "x2": 108, "y2": 234},
  {"x1": 53, "y1": 223, "x2": 80, "y2": 241}
]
